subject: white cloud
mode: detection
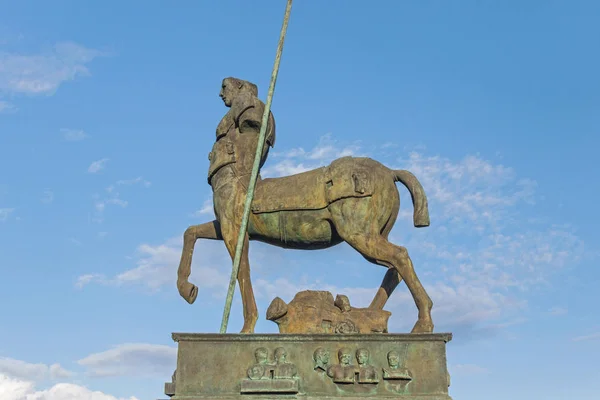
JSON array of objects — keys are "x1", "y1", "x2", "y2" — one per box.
[
  {"x1": 0, "y1": 208, "x2": 15, "y2": 221},
  {"x1": 48, "y1": 366, "x2": 72, "y2": 381},
  {"x1": 0, "y1": 42, "x2": 107, "y2": 96},
  {"x1": 94, "y1": 197, "x2": 127, "y2": 213},
  {"x1": 91, "y1": 178, "x2": 150, "y2": 223},
  {"x1": 77, "y1": 343, "x2": 176, "y2": 378},
  {"x1": 115, "y1": 177, "x2": 151, "y2": 188},
  {"x1": 572, "y1": 331, "x2": 600, "y2": 342},
  {"x1": 77, "y1": 237, "x2": 230, "y2": 294},
  {"x1": 75, "y1": 274, "x2": 104, "y2": 289},
  {"x1": 191, "y1": 198, "x2": 214, "y2": 217},
  {"x1": 0, "y1": 373, "x2": 138, "y2": 400},
  {"x1": 0, "y1": 358, "x2": 73, "y2": 382},
  {"x1": 263, "y1": 133, "x2": 364, "y2": 178},
  {"x1": 61, "y1": 129, "x2": 88, "y2": 142},
  {"x1": 391, "y1": 152, "x2": 537, "y2": 229},
  {"x1": 0, "y1": 100, "x2": 17, "y2": 114},
  {"x1": 88, "y1": 159, "x2": 109, "y2": 174}
]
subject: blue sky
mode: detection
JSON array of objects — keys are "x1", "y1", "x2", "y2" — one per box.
[{"x1": 0, "y1": 0, "x2": 599, "y2": 399}]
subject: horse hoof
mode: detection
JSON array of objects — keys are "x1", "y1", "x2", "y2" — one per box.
[
  {"x1": 188, "y1": 284, "x2": 198, "y2": 304},
  {"x1": 410, "y1": 319, "x2": 434, "y2": 334},
  {"x1": 177, "y1": 281, "x2": 198, "y2": 304}
]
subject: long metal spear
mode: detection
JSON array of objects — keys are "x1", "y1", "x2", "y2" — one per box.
[{"x1": 220, "y1": 0, "x2": 294, "y2": 334}]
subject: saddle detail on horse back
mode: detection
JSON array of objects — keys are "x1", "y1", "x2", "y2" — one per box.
[{"x1": 251, "y1": 156, "x2": 374, "y2": 214}]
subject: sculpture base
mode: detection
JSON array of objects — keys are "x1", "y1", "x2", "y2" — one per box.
[{"x1": 165, "y1": 333, "x2": 452, "y2": 399}]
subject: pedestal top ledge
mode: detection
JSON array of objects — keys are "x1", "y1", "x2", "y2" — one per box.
[{"x1": 172, "y1": 332, "x2": 453, "y2": 343}]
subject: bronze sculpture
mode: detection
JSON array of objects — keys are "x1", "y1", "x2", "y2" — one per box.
[{"x1": 176, "y1": 77, "x2": 434, "y2": 334}]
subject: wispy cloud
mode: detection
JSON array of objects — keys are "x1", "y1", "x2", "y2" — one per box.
[
  {"x1": 75, "y1": 273, "x2": 104, "y2": 289},
  {"x1": 572, "y1": 331, "x2": 600, "y2": 342},
  {"x1": 0, "y1": 41, "x2": 107, "y2": 97},
  {"x1": 91, "y1": 177, "x2": 151, "y2": 223},
  {"x1": 0, "y1": 100, "x2": 17, "y2": 114},
  {"x1": 61, "y1": 128, "x2": 88, "y2": 141},
  {"x1": 0, "y1": 357, "x2": 73, "y2": 382},
  {"x1": 76, "y1": 237, "x2": 230, "y2": 293},
  {"x1": 77, "y1": 343, "x2": 176, "y2": 378},
  {"x1": 191, "y1": 198, "x2": 214, "y2": 218},
  {"x1": 114, "y1": 177, "x2": 151, "y2": 188},
  {"x1": 262, "y1": 133, "x2": 364, "y2": 177},
  {"x1": 88, "y1": 158, "x2": 109, "y2": 173},
  {"x1": 0, "y1": 208, "x2": 15, "y2": 222}
]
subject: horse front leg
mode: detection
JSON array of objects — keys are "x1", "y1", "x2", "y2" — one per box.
[
  {"x1": 177, "y1": 220, "x2": 223, "y2": 304},
  {"x1": 220, "y1": 219, "x2": 258, "y2": 333}
]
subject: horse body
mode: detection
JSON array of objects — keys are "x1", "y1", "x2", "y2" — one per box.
[
  {"x1": 244, "y1": 157, "x2": 401, "y2": 250},
  {"x1": 248, "y1": 208, "x2": 341, "y2": 250}
]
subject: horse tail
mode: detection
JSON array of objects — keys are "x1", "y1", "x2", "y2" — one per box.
[{"x1": 393, "y1": 170, "x2": 430, "y2": 228}]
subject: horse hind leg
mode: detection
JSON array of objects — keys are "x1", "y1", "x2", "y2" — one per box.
[
  {"x1": 370, "y1": 268, "x2": 403, "y2": 310},
  {"x1": 342, "y1": 233, "x2": 434, "y2": 334},
  {"x1": 219, "y1": 219, "x2": 258, "y2": 334},
  {"x1": 370, "y1": 194, "x2": 403, "y2": 309}
]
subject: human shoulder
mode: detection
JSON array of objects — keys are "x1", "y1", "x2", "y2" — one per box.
[{"x1": 230, "y1": 92, "x2": 261, "y2": 121}]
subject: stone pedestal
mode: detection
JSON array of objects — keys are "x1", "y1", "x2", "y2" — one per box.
[{"x1": 164, "y1": 333, "x2": 452, "y2": 399}]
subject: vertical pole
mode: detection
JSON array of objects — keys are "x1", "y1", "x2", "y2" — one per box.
[{"x1": 220, "y1": 0, "x2": 294, "y2": 333}]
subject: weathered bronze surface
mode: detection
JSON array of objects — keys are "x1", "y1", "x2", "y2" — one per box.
[
  {"x1": 241, "y1": 346, "x2": 299, "y2": 393},
  {"x1": 165, "y1": 333, "x2": 452, "y2": 399},
  {"x1": 267, "y1": 290, "x2": 391, "y2": 334},
  {"x1": 176, "y1": 78, "x2": 435, "y2": 334}
]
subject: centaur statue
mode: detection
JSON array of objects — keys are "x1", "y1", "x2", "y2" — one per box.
[{"x1": 176, "y1": 77, "x2": 434, "y2": 334}]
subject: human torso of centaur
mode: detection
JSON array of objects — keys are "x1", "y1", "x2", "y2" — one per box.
[{"x1": 207, "y1": 92, "x2": 275, "y2": 193}]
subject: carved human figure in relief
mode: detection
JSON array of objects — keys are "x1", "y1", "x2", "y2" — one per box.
[
  {"x1": 273, "y1": 347, "x2": 297, "y2": 379},
  {"x1": 313, "y1": 347, "x2": 330, "y2": 372},
  {"x1": 382, "y1": 350, "x2": 412, "y2": 380},
  {"x1": 241, "y1": 347, "x2": 300, "y2": 394},
  {"x1": 247, "y1": 347, "x2": 271, "y2": 380},
  {"x1": 327, "y1": 348, "x2": 357, "y2": 384},
  {"x1": 356, "y1": 348, "x2": 379, "y2": 383}
]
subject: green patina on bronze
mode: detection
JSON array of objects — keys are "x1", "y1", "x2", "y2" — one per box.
[{"x1": 165, "y1": 333, "x2": 452, "y2": 400}]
